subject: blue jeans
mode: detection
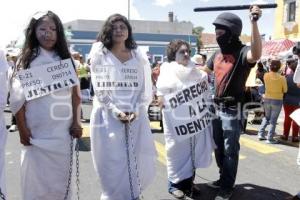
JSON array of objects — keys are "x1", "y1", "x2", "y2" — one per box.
[
  {"x1": 168, "y1": 174, "x2": 194, "y2": 193},
  {"x1": 213, "y1": 106, "x2": 242, "y2": 190},
  {"x1": 258, "y1": 99, "x2": 283, "y2": 140}
]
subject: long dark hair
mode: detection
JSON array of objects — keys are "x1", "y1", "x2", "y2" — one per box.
[
  {"x1": 99, "y1": 13, "x2": 137, "y2": 50},
  {"x1": 166, "y1": 39, "x2": 190, "y2": 62},
  {"x1": 17, "y1": 11, "x2": 71, "y2": 70}
]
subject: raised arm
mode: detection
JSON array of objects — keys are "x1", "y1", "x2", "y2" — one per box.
[{"x1": 247, "y1": 5, "x2": 262, "y2": 63}]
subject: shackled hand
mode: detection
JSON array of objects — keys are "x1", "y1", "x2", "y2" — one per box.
[
  {"x1": 249, "y1": 5, "x2": 262, "y2": 22},
  {"x1": 70, "y1": 125, "x2": 83, "y2": 138},
  {"x1": 118, "y1": 112, "x2": 137, "y2": 123},
  {"x1": 127, "y1": 112, "x2": 136, "y2": 122}
]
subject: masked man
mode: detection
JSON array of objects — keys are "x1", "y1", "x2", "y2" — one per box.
[{"x1": 203, "y1": 6, "x2": 262, "y2": 200}]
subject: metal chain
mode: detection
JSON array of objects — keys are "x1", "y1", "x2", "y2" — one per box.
[
  {"x1": 189, "y1": 135, "x2": 196, "y2": 173},
  {"x1": 0, "y1": 188, "x2": 6, "y2": 200},
  {"x1": 75, "y1": 139, "x2": 80, "y2": 200},
  {"x1": 64, "y1": 137, "x2": 74, "y2": 200},
  {"x1": 128, "y1": 123, "x2": 143, "y2": 199},
  {"x1": 63, "y1": 136, "x2": 80, "y2": 200},
  {"x1": 189, "y1": 135, "x2": 196, "y2": 197},
  {"x1": 125, "y1": 123, "x2": 135, "y2": 200}
]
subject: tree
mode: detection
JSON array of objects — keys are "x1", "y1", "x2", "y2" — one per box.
[{"x1": 192, "y1": 26, "x2": 204, "y2": 54}]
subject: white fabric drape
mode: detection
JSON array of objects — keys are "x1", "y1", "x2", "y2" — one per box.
[
  {"x1": 293, "y1": 58, "x2": 300, "y2": 83},
  {"x1": 156, "y1": 61, "x2": 215, "y2": 183},
  {"x1": 292, "y1": 59, "x2": 300, "y2": 198},
  {"x1": 0, "y1": 49, "x2": 9, "y2": 197},
  {"x1": 90, "y1": 43, "x2": 156, "y2": 200},
  {"x1": 9, "y1": 47, "x2": 76, "y2": 200}
]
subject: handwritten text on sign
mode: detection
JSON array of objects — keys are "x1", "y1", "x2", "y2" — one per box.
[
  {"x1": 17, "y1": 58, "x2": 78, "y2": 100},
  {"x1": 92, "y1": 65, "x2": 142, "y2": 91},
  {"x1": 163, "y1": 78, "x2": 213, "y2": 142}
]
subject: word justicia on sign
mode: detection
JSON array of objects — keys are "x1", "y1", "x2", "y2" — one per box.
[{"x1": 26, "y1": 78, "x2": 76, "y2": 99}]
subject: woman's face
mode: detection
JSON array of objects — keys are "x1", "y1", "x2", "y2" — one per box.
[
  {"x1": 175, "y1": 44, "x2": 190, "y2": 66},
  {"x1": 35, "y1": 16, "x2": 57, "y2": 51},
  {"x1": 111, "y1": 20, "x2": 129, "y2": 44}
]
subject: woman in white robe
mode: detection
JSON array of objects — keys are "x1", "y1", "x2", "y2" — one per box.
[
  {"x1": 9, "y1": 11, "x2": 82, "y2": 200},
  {"x1": 89, "y1": 14, "x2": 156, "y2": 200},
  {"x1": 0, "y1": 49, "x2": 9, "y2": 199},
  {"x1": 156, "y1": 40, "x2": 215, "y2": 199}
]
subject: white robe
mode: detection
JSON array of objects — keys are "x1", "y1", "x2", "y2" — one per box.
[
  {"x1": 156, "y1": 61, "x2": 215, "y2": 183},
  {"x1": 90, "y1": 43, "x2": 156, "y2": 200},
  {"x1": 10, "y1": 47, "x2": 75, "y2": 200},
  {"x1": 0, "y1": 49, "x2": 9, "y2": 198}
]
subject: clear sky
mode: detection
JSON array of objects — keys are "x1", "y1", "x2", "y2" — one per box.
[{"x1": 0, "y1": 0, "x2": 276, "y2": 48}]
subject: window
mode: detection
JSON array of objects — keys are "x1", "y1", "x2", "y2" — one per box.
[{"x1": 287, "y1": 1, "x2": 296, "y2": 22}]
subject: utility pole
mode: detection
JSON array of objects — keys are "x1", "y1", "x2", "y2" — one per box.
[{"x1": 128, "y1": 0, "x2": 130, "y2": 20}]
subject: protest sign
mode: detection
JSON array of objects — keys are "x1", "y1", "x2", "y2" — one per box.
[
  {"x1": 17, "y1": 58, "x2": 78, "y2": 100},
  {"x1": 92, "y1": 64, "x2": 142, "y2": 92},
  {"x1": 163, "y1": 77, "x2": 213, "y2": 142}
]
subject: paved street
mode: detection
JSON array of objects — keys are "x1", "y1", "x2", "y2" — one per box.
[{"x1": 3, "y1": 104, "x2": 300, "y2": 200}]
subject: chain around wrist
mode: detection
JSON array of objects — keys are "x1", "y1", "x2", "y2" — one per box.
[{"x1": 71, "y1": 126, "x2": 83, "y2": 131}]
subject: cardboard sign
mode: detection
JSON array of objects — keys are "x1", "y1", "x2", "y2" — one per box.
[
  {"x1": 163, "y1": 77, "x2": 213, "y2": 142},
  {"x1": 17, "y1": 58, "x2": 78, "y2": 100},
  {"x1": 92, "y1": 64, "x2": 142, "y2": 91}
]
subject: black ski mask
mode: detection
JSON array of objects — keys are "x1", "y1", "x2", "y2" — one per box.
[
  {"x1": 215, "y1": 25, "x2": 242, "y2": 53},
  {"x1": 216, "y1": 30, "x2": 231, "y2": 49}
]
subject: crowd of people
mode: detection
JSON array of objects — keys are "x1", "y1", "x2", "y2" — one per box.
[{"x1": 0, "y1": 5, "x2": 299, "y2": 200}]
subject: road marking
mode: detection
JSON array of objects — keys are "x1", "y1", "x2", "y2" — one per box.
[
  {"x1": 82, "y1": 123, "x2": 280, "y2": 163},
  {"x1": 82, "y1": 126, "x2": 90, "y2": 137},
  {"x1": 240, "y1": 137, "x2": 282, "y2": 154},
  {"x1": 154, "y1": 141, "x2": 167, "y2": 165},
  {"x1": 155, "y1": 141, "x2": 246, "y2": 167},
  {"x1": 150, "y1": 121, "x2": 161, "y2": 130},
  {"x1": 150, "y1": 122, "x2": 247, "y2": 161},
  {"x1": 247, "y1": 124, "x2": 283, "y2": 132}
]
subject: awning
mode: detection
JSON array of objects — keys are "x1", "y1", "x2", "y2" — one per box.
[{"x1": 262, "y1": 39, "x2": 295, "y2": 58}]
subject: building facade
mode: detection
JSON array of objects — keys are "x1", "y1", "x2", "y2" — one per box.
[
  {"x1": 273, "y1": 0, "x2": 300, "y2": 41},
  {"x1": 64, "y1": 16, "x2": 197, "y2": 64}
]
